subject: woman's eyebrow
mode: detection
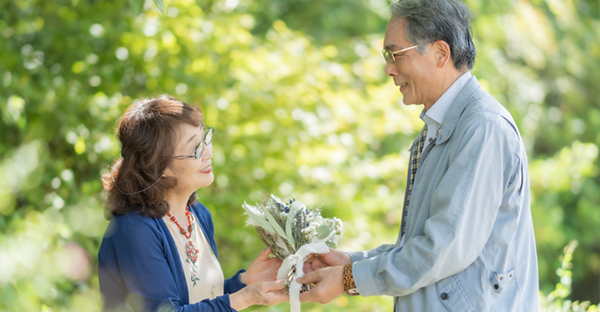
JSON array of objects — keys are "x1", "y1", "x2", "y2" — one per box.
[{"x1": 186, "y1": 134, "x2": 198, "y2": 146}]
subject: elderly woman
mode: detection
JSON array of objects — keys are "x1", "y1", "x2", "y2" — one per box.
[{"x1": 98, "y1": 95, "x2": 287, "y2": 311}]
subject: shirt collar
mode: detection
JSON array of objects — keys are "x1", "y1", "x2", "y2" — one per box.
[{"x1": 421, "y1": 71, "x2": 472, "y2": 125}]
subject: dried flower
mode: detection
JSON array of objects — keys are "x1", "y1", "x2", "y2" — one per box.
[{"x1": 242, "y1": 193, "x2": 343, "y2": 260}]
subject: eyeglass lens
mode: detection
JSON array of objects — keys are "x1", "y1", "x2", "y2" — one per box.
[
  {"x1": 194, "y1": 128, "x2": 214, "y2": 159},
  {"x1": 382, "y1": 50, "x2": 394, "y2": 63}
]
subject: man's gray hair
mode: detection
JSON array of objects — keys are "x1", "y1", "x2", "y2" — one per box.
[{"x1": 391, "y1": 0, "x2": 476, "y2": 70}]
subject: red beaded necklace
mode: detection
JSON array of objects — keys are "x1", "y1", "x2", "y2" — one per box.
[{"x1": 167, "y1": 206, "x2": 199, "y2": 263}]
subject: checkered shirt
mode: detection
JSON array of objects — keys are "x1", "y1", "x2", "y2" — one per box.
[{"x1": 401, "y1": 125, "x2": 441, "y2": 236}]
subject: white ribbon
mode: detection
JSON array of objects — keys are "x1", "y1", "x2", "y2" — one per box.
[{"x1": 276, "y1": 242, "x2": 330, "y2": 312}]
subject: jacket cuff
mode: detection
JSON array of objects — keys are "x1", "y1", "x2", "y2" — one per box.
[
  {"x1": 346, "y1": 250, "x2": 371, "y2": 263},
  {"x1": 352, "y1": 258, "x2": 384, "y2": 297}
]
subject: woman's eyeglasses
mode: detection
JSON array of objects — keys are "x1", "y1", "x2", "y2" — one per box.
[{"x1": 172, "y1": 127, "x2": 214, "y2": 160}]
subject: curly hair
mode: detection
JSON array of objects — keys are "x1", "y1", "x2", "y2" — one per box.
[{"x1": 101, "y1": 95, "x2": 202, "y2": 219}]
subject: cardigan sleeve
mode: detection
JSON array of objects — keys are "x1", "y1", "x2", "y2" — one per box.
[
  {"x1": 98, "y1": 215, "x2": 239, "y2": 312},
  {"x1": 224, "y1": 270, "x2": 247, "y2": 294}
]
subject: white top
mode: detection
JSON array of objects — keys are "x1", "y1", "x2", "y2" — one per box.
[
  {"x1": 163, "y1": 213, "x2": 225, "y2": 303},
  {"x1": 421, "y1": 71, "x2": 472, "y2": 151}
]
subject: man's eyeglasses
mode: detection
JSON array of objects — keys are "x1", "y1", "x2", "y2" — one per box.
[
  {"x1": 173, "y1": 127, "x2": 214, "y2": 160},
  {"x1": 382, "y1": 45, "x2": 418, "y2": 64}
]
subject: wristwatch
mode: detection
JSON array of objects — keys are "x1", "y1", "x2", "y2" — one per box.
[{"x1": 342, "y1": 263, "x2": 360, "y2": 296}]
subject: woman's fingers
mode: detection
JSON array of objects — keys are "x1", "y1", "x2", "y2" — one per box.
[
  {"x1": 257, "y1": 247, "x2": 271, "y2": 261},
  {"x1": 262, "y1": 279, "x2": 286, "y2": 291},
  {"x1": 256, "y1": 280, "x2": 289, "y2": 305}
]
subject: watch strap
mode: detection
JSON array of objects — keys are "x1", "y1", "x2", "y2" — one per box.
[{"x1": 342, "y1": 263, "x2": 358, "y2": 295}]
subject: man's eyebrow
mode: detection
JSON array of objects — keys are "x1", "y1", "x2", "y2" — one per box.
[{"x1": 384, "y1": 44, "x2": 399, "y2": 51}]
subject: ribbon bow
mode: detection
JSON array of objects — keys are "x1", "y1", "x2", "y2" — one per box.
[{"x1": 276, "y1": 242, "x2": 330, "y2": 312}]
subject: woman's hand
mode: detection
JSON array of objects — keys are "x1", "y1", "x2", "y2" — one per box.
[
  {"x1": 229, "y1": 280, "x2": 288, "y2": 310},
  {"x1": 302, "y1": 248, "x2": 351, "y2": 274},
  {"x1": 242, "y1": 248, "x2": 283, "y2": 285}
]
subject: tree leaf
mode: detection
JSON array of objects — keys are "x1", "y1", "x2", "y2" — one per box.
[
  {"x1": 128, "y1": 0, "x2": 143, "y2": 16},
  {"x1": 153, "y1": 0, "x2": 165, "y2": 13}
]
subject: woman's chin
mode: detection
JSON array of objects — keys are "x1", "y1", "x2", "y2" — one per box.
[{"x1": 197, "y1": 174, "x2": 215, "y2": 188}]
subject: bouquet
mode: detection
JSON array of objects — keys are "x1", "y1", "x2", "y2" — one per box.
[{"x1": 242, "y1": 194, "x2": 343, "y2": 311}]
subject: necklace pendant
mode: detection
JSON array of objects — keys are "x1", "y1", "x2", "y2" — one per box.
[{"x1": 186, "y1": 241, "x2": 199, "y2": 263}]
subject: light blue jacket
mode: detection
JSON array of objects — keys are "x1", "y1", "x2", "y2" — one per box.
[{"x1": 348, "y1": 77, "x2": 540, "y2": 312}]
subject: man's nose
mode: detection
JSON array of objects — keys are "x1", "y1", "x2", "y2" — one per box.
[{"x1": 385, "y1": 61, "x2": 398, "y2": 77}]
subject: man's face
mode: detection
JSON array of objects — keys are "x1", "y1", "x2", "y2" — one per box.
[{"x1": 383, "y1": 18, "x2": 438, "y2": 107}]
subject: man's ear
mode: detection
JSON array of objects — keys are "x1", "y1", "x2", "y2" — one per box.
[{"x1": 432, "y1": 40, "x2": 451, "y2": 68}]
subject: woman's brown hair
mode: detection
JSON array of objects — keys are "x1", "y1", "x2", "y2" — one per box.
[{"x1": 101, "y1": 95, "x2": 202, "y2": 218}]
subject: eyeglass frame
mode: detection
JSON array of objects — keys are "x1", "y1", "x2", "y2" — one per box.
[
  {"x1": 382, "y1": 45, "x2": 419, "y2": 64},
  {"x1": 172, "y1": 126, "x2": 214, "y2": 160}
]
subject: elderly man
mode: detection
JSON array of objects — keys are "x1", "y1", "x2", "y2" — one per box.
[{"x1": 298, "y1": 0, "x2": 540, "y2": 311}]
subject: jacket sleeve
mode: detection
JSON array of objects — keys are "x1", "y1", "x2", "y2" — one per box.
[
  {"x1": 352, "y1": 115, "x2": 520, "y2": 297},
  {"x1": 98, "y1": 217, "x2": 238, "y2": 312},
  {"x1": 346, "y1": 244, "x2": 397, "y2": 263}
]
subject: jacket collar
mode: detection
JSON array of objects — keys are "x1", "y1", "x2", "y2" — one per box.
[{"x1": 435, "y1": 76, "x2": 481, "y2": 144}]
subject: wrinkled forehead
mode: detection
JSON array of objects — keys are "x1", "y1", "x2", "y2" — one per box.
[{"x1": 383, "y1": 18, "x2": 411, "y2": 51}]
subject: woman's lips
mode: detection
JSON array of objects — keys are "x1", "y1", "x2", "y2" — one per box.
[{"x1": 200, "y1": 165, "x2": 212, "y2": 173}]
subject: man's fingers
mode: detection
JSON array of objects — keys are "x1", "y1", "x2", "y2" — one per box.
[
  {"x1": 299, "y1": 287, "x2": 320, "y2": 303},
  {"x1": 303, "y1": 258, "x2": 324, "y2": 274},
  {"x1": 296, "y1": 271, "x2": 320, "y2": 284}
]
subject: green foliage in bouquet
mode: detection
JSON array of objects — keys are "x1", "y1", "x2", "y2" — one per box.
[{"x1": 242, "y1": 194, "x2": 343, "y2": 260}]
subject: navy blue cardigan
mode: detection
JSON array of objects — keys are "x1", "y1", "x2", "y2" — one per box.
[{"x1": 98, "y1": 202, "x2": 246, "y2": 311}]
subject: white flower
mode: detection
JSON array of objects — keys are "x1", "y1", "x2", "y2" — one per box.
[{"x1": 290, "y1": 200, "x2": 306, "y2": 212}]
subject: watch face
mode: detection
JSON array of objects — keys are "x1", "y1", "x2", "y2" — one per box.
[{"x1": 347, "y1": 288, "x2": 360, "y2": 296}]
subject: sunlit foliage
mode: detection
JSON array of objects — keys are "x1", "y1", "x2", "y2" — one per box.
[{"x1": 0, "y1": 0, "x2": 598, "y2": 311}]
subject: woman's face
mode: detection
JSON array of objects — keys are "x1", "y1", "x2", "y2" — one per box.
[{"x1": 164, "y1": 123, "x2": 214, "y2": 195}]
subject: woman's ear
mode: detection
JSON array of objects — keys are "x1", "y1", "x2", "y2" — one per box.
[
  {"x1": 163, "y1": 166, "x2": 174, "y2": 177},
  {"x1": 432, "y1": 40, "x2": 451, "y2": 68}
]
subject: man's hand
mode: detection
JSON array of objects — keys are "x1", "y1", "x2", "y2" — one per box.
[
  {"x1": 297, "y1": 266, "x2": 345, "y2": 304},
  {"x1": 303, "y1": 248, "x2": 351, "y2": 274},
  {"x1": 242, "y1": 248, "x2": 283, "y2": 284}
]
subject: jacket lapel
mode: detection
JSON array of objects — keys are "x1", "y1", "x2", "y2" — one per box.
[{"x1": 436, "y1": 76, "x2": 481, "y2": 145}]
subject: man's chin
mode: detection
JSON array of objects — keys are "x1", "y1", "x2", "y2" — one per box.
[{"x1": 401, "y1": 98, "x2": 416, "y2": 105}]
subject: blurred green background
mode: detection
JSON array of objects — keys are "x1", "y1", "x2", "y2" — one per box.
[{"x1": 1, "y1": 0, "x2": 599, "y2": 311}]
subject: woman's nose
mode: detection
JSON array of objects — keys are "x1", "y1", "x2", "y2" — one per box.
[{"x1": 202, "y1": 143, "x2": 213, "y2": 160}]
